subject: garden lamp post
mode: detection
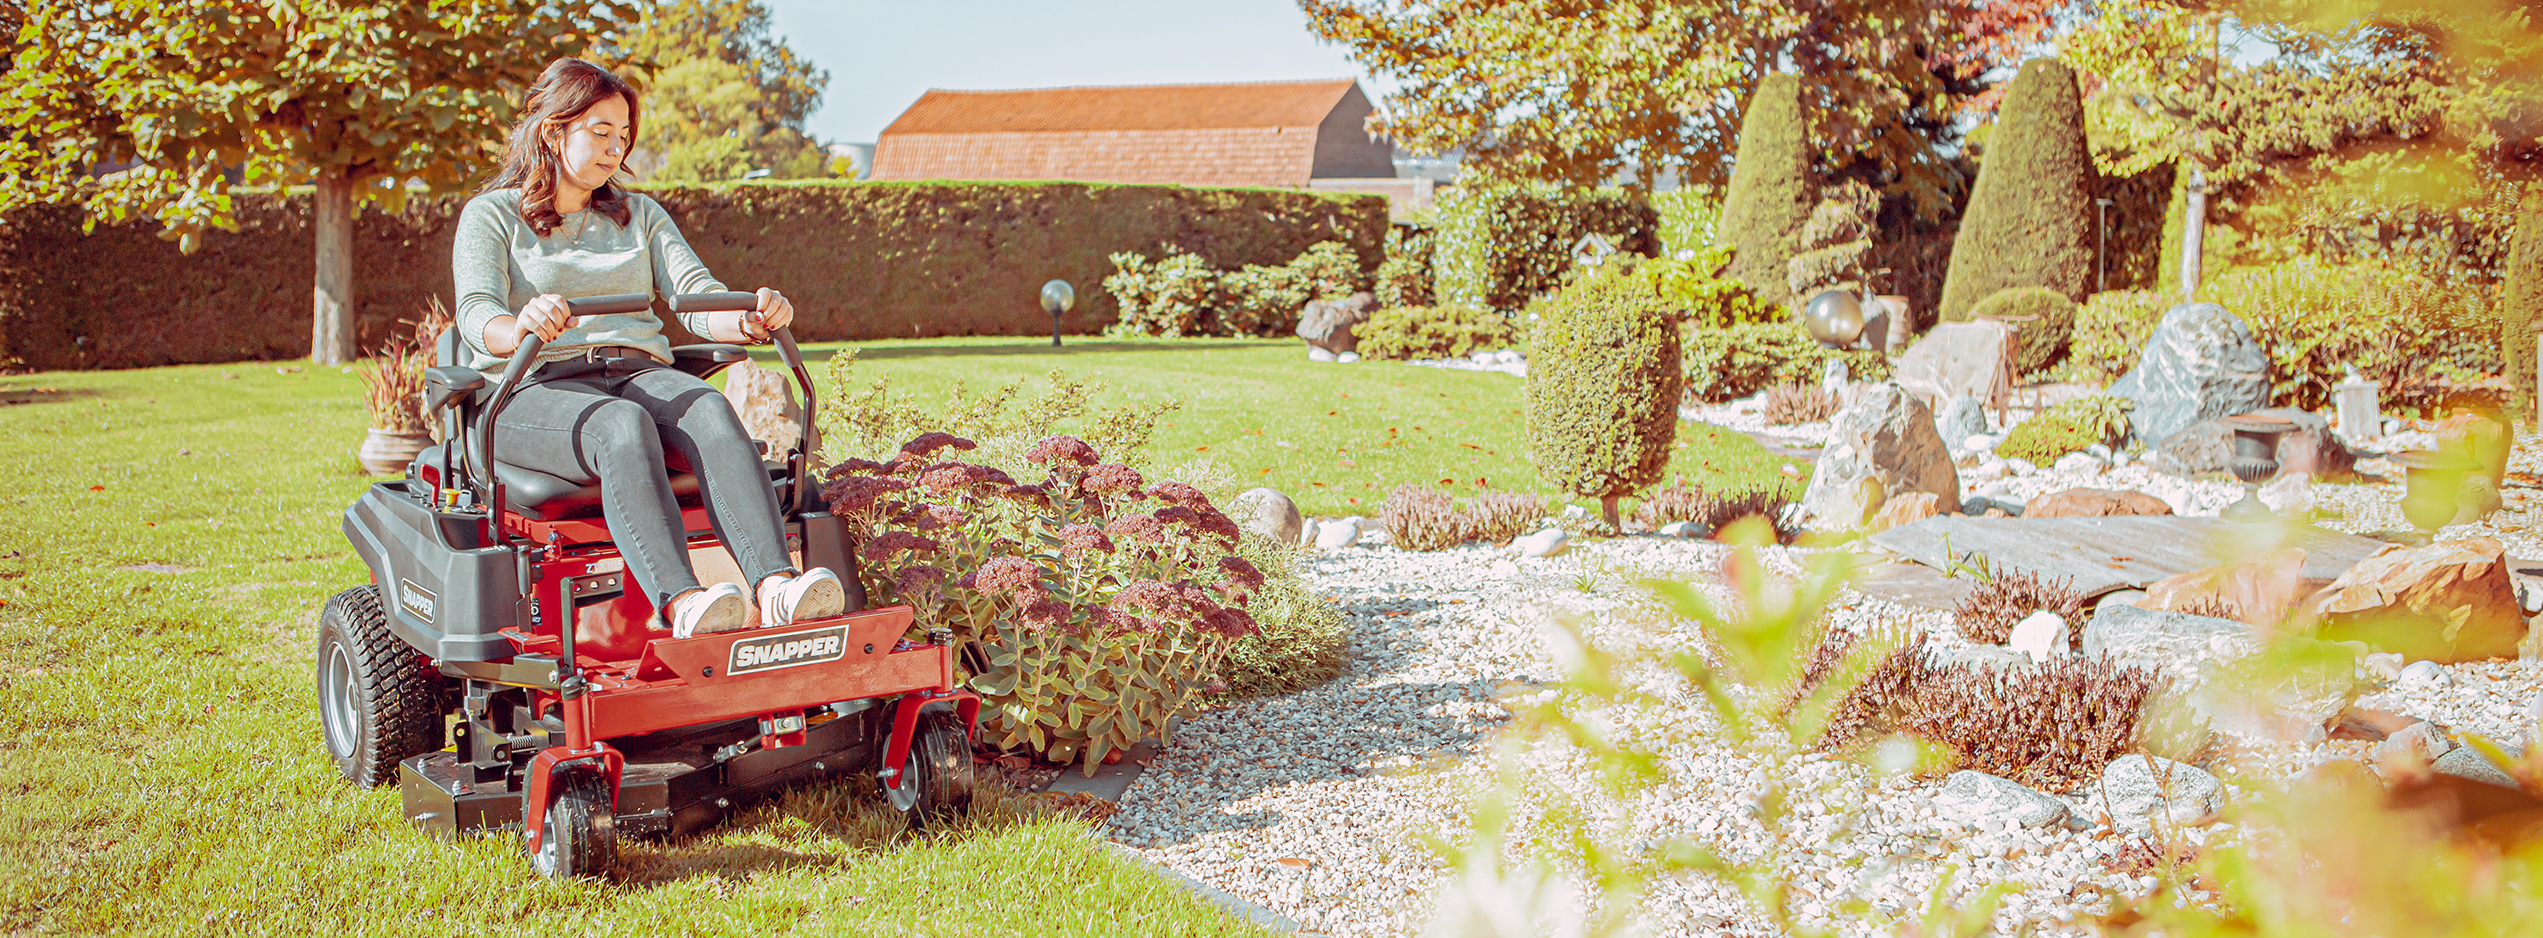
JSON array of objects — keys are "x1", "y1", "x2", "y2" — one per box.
[{"x1": 1041, "y1": 279, "x2": 1074, "y2": 347}]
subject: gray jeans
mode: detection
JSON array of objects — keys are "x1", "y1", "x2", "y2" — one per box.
[{"x1": 492, "y1": 360, "x2": 793, "y2": 607}]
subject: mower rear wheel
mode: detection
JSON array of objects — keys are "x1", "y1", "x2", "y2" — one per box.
[
  {"x1": 891, "y1": 709, "x2": 974, "y2": 830},
  {"x1": 530, "y1": 768, "x2": 617, "y2": 880},
  {"x1": 315, "y1": 586, "x2": 443, "y2": 787}
]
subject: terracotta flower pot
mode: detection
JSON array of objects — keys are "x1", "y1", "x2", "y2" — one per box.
[{"x1": 358, "y1": 427, "x2": 432, "y2": 477}]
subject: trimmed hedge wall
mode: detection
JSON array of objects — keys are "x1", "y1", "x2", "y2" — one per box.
[
  {"x1": 1431, "y1": 186, "x2": 1658, "y2": 312},
  {"x1": 0, "y1": 180, "x2": 1387, "y2": 371}
]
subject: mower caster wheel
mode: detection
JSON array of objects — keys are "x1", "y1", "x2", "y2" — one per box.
[
  {"x1": 531, "y1": 768, "x2": 617, "y2": 880},
  {"x1": 315, "y1": 586, "x2": 445, "y2": 787},
  {"x1": 886, "y1": 709, "x2": 975, "y2": 831}
]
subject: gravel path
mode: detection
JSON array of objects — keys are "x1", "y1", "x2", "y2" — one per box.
[{"x1": 1103, "y1": 446, "x2": 2543, "y2": 935}]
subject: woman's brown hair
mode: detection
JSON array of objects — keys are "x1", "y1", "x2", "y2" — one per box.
[{"x1": 483, "y1": 59, "x2": 641, "y2": 235}]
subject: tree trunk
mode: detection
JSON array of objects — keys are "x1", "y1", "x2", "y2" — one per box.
[
  {"x1": 1600, "y1": 494, "x2": 1621, "y2": 532},
  {"x1": 312, "y1": 171, "x2": 354, "y2": 366},
  {"x1": 2180, "y1": 168, "x2": 2206, "y2": 302}
]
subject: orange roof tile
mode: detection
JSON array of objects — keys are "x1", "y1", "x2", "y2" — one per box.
[{"x1": 880, "y1": 78, "x2": 1360, "y2": 135}]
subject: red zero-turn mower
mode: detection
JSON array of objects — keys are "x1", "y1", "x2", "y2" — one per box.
[{"x1": 318, "y1": 292, "x2": 976, "y2": 878}]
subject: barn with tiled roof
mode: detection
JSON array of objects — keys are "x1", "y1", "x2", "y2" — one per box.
[{"x1": 870, "y1": 78, "x2": 1396, "y2": 187}]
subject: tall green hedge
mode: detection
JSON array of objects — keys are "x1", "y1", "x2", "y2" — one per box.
[
  {"x1": 2504, "y1": 186, "x2": 2543, "y2": 418},
  {"x1": 1431, "y1": 186, "x2": 1658, "y2": 312},
  {"x1": 0, "y1": 180, "x2": 1387, "y2": 371},
  {"x1": 1524, "y1": 265, "x2": 1682, "y2": 527},
  {"x1": 1937, "y1": 58, "x2": 2094, "y2": 321},
  {"x1": 1717, "y1": 74, "x2": 1814, "y2": 307}
]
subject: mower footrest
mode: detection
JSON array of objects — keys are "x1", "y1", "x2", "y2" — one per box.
[{"x1": 401, "y1": 752, "x2": 524, "y2": 837}]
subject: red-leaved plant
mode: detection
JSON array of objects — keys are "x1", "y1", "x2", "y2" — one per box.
[{"x1": 821, "y1": 432, "x2": 1260, "y2": 772}]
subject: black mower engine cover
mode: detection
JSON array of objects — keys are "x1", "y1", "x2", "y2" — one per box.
[{"x1": 342, "y1": 479, "x2": 527, "y2": 663}]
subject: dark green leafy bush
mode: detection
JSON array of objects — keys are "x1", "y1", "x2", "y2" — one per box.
[
  {"x1": 1785, "y1": 180, "x2": 1879, "y2": 300},
  {"x1": 1431, "y1": 185, "x2": 1658, "y2": 311},
  {"x1": 1653, "y1": 185, "x2": 1723, "y2": 257},
  {"x1": 1681, "y1": 320, "x2": 1890, "y2": 403},
  {"x1": 1999, "y1": 394, "x2": 2133, "y2": 463},
  {"x1": 1970, "y1": 286, "x2": 2081, "y2": 376},
  {"x1": 1937, "y1": 58, "x2": 2093, "y2": 321},
  {"x1": 2504, "y1": 191, "x2": 2543, "y2": 415},
  {"x1": 0, "y1": 180, "x2": 1386, "y2": 369},
  {"x1": 1525, "y1": 265, "x2": 1682, "y2": 527},
  {"x1": 1375, "y1": 225, "x2": 1435, "y2": 308},
  {"x1": 1718, "y1": 73, "x2": 1814, "y2": 307},
  {"x1": 2217, "y1": 261, "x2": 2501, "y2": 412},
  {"x1": 2061, "y1": 288, "x2": 2172, "y2": 384},
  {"x1": 1354, "y1": 304, "x2": 1518, "y2": 360}
]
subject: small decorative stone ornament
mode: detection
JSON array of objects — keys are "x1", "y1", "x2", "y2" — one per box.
[{"x1": 2335, "y1": 366, "x2": 2381, "y2": 440}]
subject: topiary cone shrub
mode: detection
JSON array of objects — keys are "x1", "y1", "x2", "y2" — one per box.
[
  {"x1": 1937, "y1": 58, "x2": 2094, "y2": 322},
  {"x1": 821, "y1": 432, "x2": 1263, "y2": 773},
  {"x1": 1969, "y1": 286, "x2": 2081, "y2": 376},
  {"x1": 1718, "y1": 73, "x2": 1814, "y2": 309},
  {"x1": 1524, "y1": 265, "x2": 1684, "y2": 529},
  {"x1": 2503, "y1": 186, "x2": 2543, "y2": 418}
]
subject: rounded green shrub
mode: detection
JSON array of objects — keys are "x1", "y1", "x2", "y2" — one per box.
[
  {"x1": 1969, "y1": 286, "x2": 2080, "y2": 376},
  {"x1": 1524, "y1": 266, "x2": 1683, "y2": 528},
  {"x1": 1681, "y1": 320, "x2": 1889, "y2": 402},
  {"x1": 2060, "y1": 288, "x2": 2170, "y2": 384},
  {"x1": 1937, "y1": 58, "x2": 2093, "y2": 321},
  {"x1": 1355, "y1": 304, "x2": 1518, "y2": 360},
  {"x1": 1718, "y1": 74, "x2": 1814, "y2": 309}
]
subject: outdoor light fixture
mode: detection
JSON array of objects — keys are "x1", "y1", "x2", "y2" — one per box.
[
  {"x1": 1801, "y1": 289, "x2": 1866, "y2": 349},
  {"x1": 1041, "y1": 279, "x2": 1074, "y2": 347},
  {"x1": 2095, "y1": 197, "x2": 2113, "y2": 293}
]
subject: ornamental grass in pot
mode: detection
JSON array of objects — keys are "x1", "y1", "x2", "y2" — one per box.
[{"x1": 357, "y1": 299, "x2": 451, "y2": 476}]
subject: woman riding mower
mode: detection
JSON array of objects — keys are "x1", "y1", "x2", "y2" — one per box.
[{"x1": 452, "y1": 58, "x2": 842, "y2": 638}]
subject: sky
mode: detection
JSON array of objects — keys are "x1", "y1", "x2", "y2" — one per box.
[{"x1": 763, "y1": 0, "x2": 1388, "y2": 145}]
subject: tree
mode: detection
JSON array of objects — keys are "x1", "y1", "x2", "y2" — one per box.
[
  {"x1": 2504, "y1": 187, "x2": 2543, "y2": 416},
  {"x1": 0, "y1": 1, "x2": 638, "y2": 365},
  {"x1": 1524, "y1": 265, "x2": 1683, "y2": 529},
  {"x1": 1717, "y1": 74, "x2": 1815, "y2": 304},
  {"x1": 1938, "y1": 58, "x2": 2095, "y2": 321},
  {"x1": 621, "y1": 0, "x2": 834, "y2": 183},
  {"x1": 1299, "y1": 0, "x2": 2066, "y2": 211}
]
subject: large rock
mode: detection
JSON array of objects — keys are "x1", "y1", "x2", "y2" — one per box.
[
  {"x1": 2024, "y1": 487, "x2": 2174, "y2": 519},
  {"x1": 2435, "y1": 744, "x2": 2526, "y2": 791},
  {"x1": 1799, "y1": 383, "x2": 1960, "y2": 530},
  {"x1": 2141, "y1": 547, "x2": 2315, "y2": 628},
  {"x1": 1934, "y1": 394, "x2": 1991, "y2": 447},
  {"x1": 2081, "y1": 602, "x2": 2260, "y2": 677},
  {"x1": 2155, "y1": 408, "x2": 2352, "y2": 479},
  {"x1": 1866, "y1": 492, "x2": 1944, "y2": 533},
  {"x1": 1229, "y1": 488, "x2": 1303, "y2": 546},
  {"x1": 2095, "y1": 755, "x2": 2226, "y2": 828},
  {"x1": 1295, "y1": 292, "x2": 1376, "y2": 356},
  {"x1": 2306, "y1": 536, "x2": 2526, "y2": 662},
  {"x1": 1893, "y1": 321, "x2": 2014, "y2": 411},
  {"x1": 2110, "y1": 303, "x2": 2270, "y2": 445},
  {"x1": 721, "y1": 358, "x2": 803, "y2": 455},
  {"x1": 2187, "y1": 637, "x2": 2361, "y2": 741},
  {"x1": 1933, "y1": 770, "x2": 2071, "y2": 829}
]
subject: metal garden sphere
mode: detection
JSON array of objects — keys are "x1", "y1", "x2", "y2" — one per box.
[
  {"x1": 1801, "y1": 290, "x2": 1866, "y2": 348},
  {"x1": 1040, "y1": 279, "x2": 1076, "y2": 317}
]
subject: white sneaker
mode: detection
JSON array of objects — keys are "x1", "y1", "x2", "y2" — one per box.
[
  {"x1": 670, "y1": 582, "x2": 748, "y2": 638},
  {"x1": 759, "y1": 567, "x2": 847, "y2": 627}
]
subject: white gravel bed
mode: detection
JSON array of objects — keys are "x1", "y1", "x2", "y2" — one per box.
[{"x1": 1680, "y1": 395, "x2": 1834, "y2": 448}]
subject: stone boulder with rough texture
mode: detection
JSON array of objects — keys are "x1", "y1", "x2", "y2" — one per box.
[
  {"x1": 1229, "y1": 488, "x2": 1303, "y2": 546},
  {"x1": 1893, "y1": 321, "x2": 2013, "y2": 410},
  {"x1": 2023, "y1": 487, "x2": 2174, "y2": 519},
  {"x1": 1935, "y1": 394, "x2": 1991, "y2": 447},
  {"x1": 2095, "y1": 755, "x2": 2226, "y2": 828},
  {"x1": 2141, "y1": 547, "x2": 2315, "y2": 629},
  {"x1": 2306, "y1": 536, "x2": 2526, "y2": 662},
  {"x1": 2081, "y1": 602, "x2": 2260, "y2": 678},
  {"x1": 1799, "y1": 383, "x2": 1960, "y2": 530},
  {"x1": 2188, "y1": 637, "x2": 2361, "y2": 742},
  {"x1": 722, "y1": 359, "x2": 803, "y2": 456},
  {"x1": 2156, "y1": 408, "x2": 2352, "y2": 479},
  {"x1": 1867, "y1": 492, "x2": 1944, "y2": 533},
  {"x1": 1933, "y1": 770, "x2": 2071, "y2": 829},
  {"x1": 2111, "y1": 303, "x2": 2270, "y2": 445},
  {"x1": 1295, "y1": 292, "x2": 1376, "y2": 356}
]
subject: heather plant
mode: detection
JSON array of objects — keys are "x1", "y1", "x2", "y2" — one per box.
[
  {"x1": 1377, "y1": 483, "x2": 1550, "y2": 550},
  {"x1": 1632, "y1": 479, "x2": 1795, "y2": 540},
  {"x1": 1760, "y1": 381, "x2": 1838, "y2": 425},
  {"x1": 822, "y1": 432, "x2": 1262, "y2": 771},
  {"x1": 1952, "y1": 568, "x2": 2087, "y2": 645},
  {"x1": 1805, "y1": 637, "x2": 2170, "y2": 790}
]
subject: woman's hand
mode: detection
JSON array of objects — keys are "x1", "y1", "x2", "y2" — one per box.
[
  {"x1": 483, "y1": 294, "x2": 573, "y2": 356},
  {"x1": 746, "y1": 287, "x2": 793, "y2": 342}
]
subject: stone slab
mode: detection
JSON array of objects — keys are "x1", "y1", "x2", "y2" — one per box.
[
  {"x1": 1867, "y1": 516, "x2": 2389, "y2": 597},
  {"x1": 1044, "y1": 740, "x2": 1158, "y2": 803}
]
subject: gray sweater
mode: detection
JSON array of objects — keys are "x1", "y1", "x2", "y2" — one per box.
[{"x1": 450, "y1": 188, "x2": 727, "y2": 373}]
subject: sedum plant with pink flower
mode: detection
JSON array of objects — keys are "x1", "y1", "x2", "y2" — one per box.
[{"x1": 822, "y1": 431, "x2": 1262, "y2": 772}]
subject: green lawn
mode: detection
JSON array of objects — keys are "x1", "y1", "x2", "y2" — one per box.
[
  {"x1": 0, "y1": 361, "x2": 1279, "y2": 937},
  {"x1": 804, "y1": 337, "x2": 1797, "y2": 518}
]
